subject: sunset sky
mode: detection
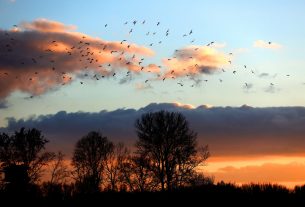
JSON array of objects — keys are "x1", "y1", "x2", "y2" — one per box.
[{"x1": 1, "y1": 0, "x2": 305, "y2": 188}]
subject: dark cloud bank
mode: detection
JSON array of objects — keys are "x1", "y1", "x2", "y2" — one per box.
[{"x1": 1, "y1": 103, "x2": 305, "y2": 158}]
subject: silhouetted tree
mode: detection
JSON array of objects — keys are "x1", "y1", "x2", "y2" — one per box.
[
  {"x1": 135, "y1": 111, "x2": 209, "y2": 191},
  {"x1": 104, "y1": 142, "x2": 129, "y2": 191},
  {"x1": 72, "y1": 131, "x2": 113, "y2": 194},
  {"x1": 0, "y1": 128, "x2": 53, "y2": 191},
  {"x1": 49, "y1": 151, "x2": 70, "y2": 185},
  {"x1": 120, "y1": 154, "x2": 157, "y2": 192}
]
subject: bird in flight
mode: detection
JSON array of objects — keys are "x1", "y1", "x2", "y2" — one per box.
[{"x1": 157, "y1": 22, "x2": 160, "y2": 26}]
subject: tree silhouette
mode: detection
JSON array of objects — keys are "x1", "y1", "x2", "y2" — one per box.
[
  {"x1": 120, "y1": 154, "x2": 156, "y2": 192},
  {"x1": 49, "y1": 151, "x2": 70, "y2": 185},
  {"x1": 0, "y1": 127, "x2": 53, "y2": 191},
  {"x1": 104, "y1": 142, "x2": 129, "y2": 191},
  {"x1": 135, "y1": 111, "x2": 209, "y2": 191},
  {"x1": 72, "y1": 131, "x2": 113, "y2": 194}
]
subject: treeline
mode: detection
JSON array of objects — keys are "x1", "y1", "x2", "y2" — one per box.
[{"x1": 0, "y1": 111, "x2": 305, "y2": 206}]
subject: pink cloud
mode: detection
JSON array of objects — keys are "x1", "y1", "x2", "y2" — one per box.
[
  {"x1": 253, "y1": 40, "x2": 282, "y2": 49},
  {"x1": 162, "y1": 45, "x2": 230, "y2": 79},
  {"x1": 0, "y1": 19, "x2": 155, "y2": 100}
]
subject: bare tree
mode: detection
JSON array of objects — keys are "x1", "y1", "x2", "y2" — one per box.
[
  {"x1": 72, "y1": 131, "x2": 113, "y2": 193},
  {"x1": 0, "y1": 128, "x2": 54, "y2": 185},
  {"x1": 49, "y1": 151, "x2": 70, "y2": 185},
  {"x1": 135, "y1": 111, "x2": 209, "y2": 191},
  {"x1": 120, "y1": 154, "x2": 157, "y2": 192},
  {"x1": 104, "y1": 142, "x2": 129, "y2": 191}
]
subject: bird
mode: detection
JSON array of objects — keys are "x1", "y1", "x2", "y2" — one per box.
[
  {"x1": 113, "y1": 73, "x2": 116, "y2": 76},
  {"x1": 104, "y1": 24, "x2": 107, "y2": 27},
  {"x1": 222, "y1": 69, "x2": 226, "y2": 72},
  {"x1": 270, "y1": 83, "x2": 274, "y2": 86},
  {"x1": 177, "y1": 83, "x2": 183, "y2": 86},
  {"x1": 124, "y1": 21, "x2": 128, "y2": 25},
  {"x1": 189, "y1": 30, "x2": 193, "y2": 35},
  {"x1": 157, "y1": 22, "x2": 160, "y2": 26},
  {"x1": 80, "y1": 82, "x2": 83, "y2": 84},
  {"x1": 233, "y1": 71, "x2": 236, "y2": 74},
  {"x1": 142, "y1": 20, "x2": 146, "y2": 24},
  {"x1": 133, "y1": 20, "x2": 137, "y2": 25},
  {"x1": 244, "y1": 65, "x2": 247, "y2": 69},
  {"x1": 129, "y1": 29, "x2": 133, "y2": 34},
  {"x1": 268, "y1": 41, "x2": 272, "y2": 44},
  {"x1": 145, "y1": 80, "x2": 149, "y2": 83}
]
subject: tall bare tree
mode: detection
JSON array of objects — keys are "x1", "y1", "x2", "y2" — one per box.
[
  {"x1": 0, "y1": 128, "x2": 54, "y2": 185},
  {"x1": 49, "y1": 151, "x2": 70, "y2": 185},
  {"x1": 135, "y1": 111, "x2": 209, "y2": 191},
  {"x1": 104, "y1": 142, "x2": 129, "y2": 191},
  {"x1": 72, "y1": 131, "x2": 113, "y2": 193},
  {"x1": 120, "y1": 154, "x2": 156, "y2": 192}
]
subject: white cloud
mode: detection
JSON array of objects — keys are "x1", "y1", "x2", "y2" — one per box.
[{"x1": 253, "y1": 40, "x2": 282, "y2": 49}]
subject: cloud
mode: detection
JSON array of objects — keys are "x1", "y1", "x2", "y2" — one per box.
[
  {"x1": 0, "y1": 19, "x2": 155, "y2": 100},
  {"x1": 211, "y1": 162, "x2": 305, "y2": 184},
  {"x1": 20, "y1": 18, "x2": 76, "y2": 33},
  {"x1": 162, "y1": 46, "x2": 230, "y2": 79},
  {"x1": 135, "y1": 82, "x2": 153, "y2": 90},
  {"x1": 1, "y1": 103, "x2": 305, "y2": 158},
  {"x1": 258, "y1": 72, "x2": 277, "y2": 79},
  {"x1": 242, "y1": 83, "x2": 254, "y2": 92},
  {"x1": 0, "y1": 100, "x2": 9, "y2": 109},
  {"x1": 253, "y1": 40, "x2": 282, "y2": 49},
  {"x1": 264, "y1": 85, "x2": 280, "y2": 93}
]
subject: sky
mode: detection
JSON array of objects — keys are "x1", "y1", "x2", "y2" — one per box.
[{"x1": 1, "y1": 0, "x2": 305, "y2": 188}]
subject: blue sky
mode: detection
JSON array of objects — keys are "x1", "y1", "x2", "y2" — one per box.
[{"x1": 1, "y1": 0, "x2": 305, "y2": 127}]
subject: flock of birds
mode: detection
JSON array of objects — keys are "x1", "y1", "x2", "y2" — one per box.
[{"x1": 0, "y1": 20, "x2": 294, "y2": 99}]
